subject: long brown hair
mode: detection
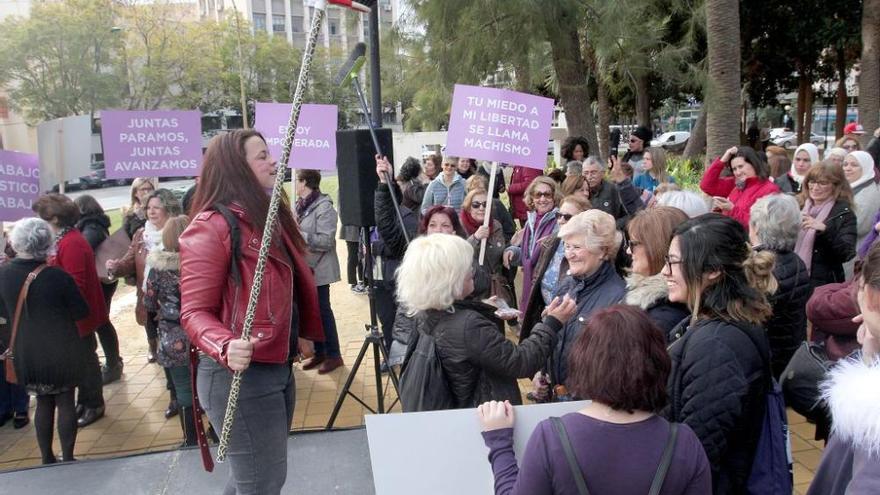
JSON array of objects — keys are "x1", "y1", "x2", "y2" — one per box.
[
  {"x1": 797, "y1": 162, "x2": 854, "y2": 208},
  {"x1": 190, "y1": 129, "x2": 305, "y2": 252}
]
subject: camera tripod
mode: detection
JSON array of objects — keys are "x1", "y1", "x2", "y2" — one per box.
[{"x1": 326, "y1": 228, "x2": 400, "y2": 429}]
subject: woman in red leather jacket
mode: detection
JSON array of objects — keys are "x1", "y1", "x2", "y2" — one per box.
[
  {"x1": 700, "y1": 146, "x2": 779, "y2": 231},
  {"x1": 180, "y1": 129, "x2": 324, "y2": 494}
]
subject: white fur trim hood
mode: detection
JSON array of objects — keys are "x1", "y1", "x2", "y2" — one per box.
[
  {"x1": 145, "y1": 250, "x2": 180, "y2": 271},
  {"x1": 624, "y1": 273, "x2": 669, "y2": 309},
  {"x1": 821, "y1": 356, "x2": 880, "y2": 459}
]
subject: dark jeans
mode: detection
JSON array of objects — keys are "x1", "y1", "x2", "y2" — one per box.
[
  {"x1": 374, "y1": 281, "x2": 398, "y2": 352},
  {"x1": 97, "y1": 281, "x2": 121, "y2": 366},
  {"x1": 345, "y1": 240, "x2": 363, "y2": 286},
  {"x1": 0, "y1": 364, "x2": 28, "y2": 414},
  {"x1": 313, "y1": 285, "x2": 341, "y2": 358},
  {"x1": 77, "y1": 333, "x2": 104, "y2": 408},
  {"x1": 198, "y1": 357, "x2": 294, "y2": 495},
  {"x1": 167, "y1": 365, "x2": 192, "y2": 408}
]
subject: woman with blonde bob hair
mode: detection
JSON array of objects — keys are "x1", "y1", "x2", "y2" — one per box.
[
  {"x1": 122, "y1": 177, "x2": 159, "y2": 239},
  {"x1": 396, "y1": 234, "x2": 576, "y2": 411},
  {"x1": 548, "y1": 210, "x2": 626, "y2": 397}
]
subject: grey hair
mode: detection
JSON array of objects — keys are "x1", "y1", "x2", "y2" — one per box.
[
  {"x1": 655, "y1": 191, "x2": 710, "y2": 218},
  {"x1": 749, "y1": 194, "x2": 801, "y2": 251},
  {"x1": 582, "y1": 156, "x2": 606, "y2": 173},
  {"x1": 565, "y1": 160, "x2": 583, "y2": 176},
  {"x1": 10, "y1": 218, "x2": 55, "y2": 261}
]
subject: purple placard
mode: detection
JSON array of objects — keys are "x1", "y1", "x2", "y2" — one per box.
[
  {"x1": 101, "y1": 110, "x2": 203, "y2": 179},
  {"x1": 254, "y1": 103, "x2": 338, "y2": 170},
  {"x1": 446, "y1": 84, "x2": 554, "y2": 170},
  {"x1": 0, "y1": 150, "x2": 40, "y2": 222}
]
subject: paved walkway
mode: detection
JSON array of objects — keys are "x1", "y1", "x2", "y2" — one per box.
[{"x1": 0, "y1": 242, "x2": 825, "y2": 494}]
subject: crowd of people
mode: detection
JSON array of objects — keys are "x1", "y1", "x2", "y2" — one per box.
[{"x1": 1, "y1": 125, "x2": 879, "y2": 494}]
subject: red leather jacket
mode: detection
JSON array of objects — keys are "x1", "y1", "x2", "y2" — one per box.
[{"x1": 179, "y1": 204, "x2": 324, "y2": 367}]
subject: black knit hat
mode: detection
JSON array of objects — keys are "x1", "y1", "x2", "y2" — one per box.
[{"x1": 632, "y1": 126, "x2": 652, "y2": 144}]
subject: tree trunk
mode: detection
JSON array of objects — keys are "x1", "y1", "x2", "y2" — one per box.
[
  {"x1": 597, "y1": 76, "x2": 611, "y2": 162},
  {"x1": 683, "y1": 106, "x2": 708, "y2": 161},
  {"x1": 635, "y1": 74, "x2": 651, "y2": 128},
  {"x1": 860, "y1": 0, "x2": 880, "y2": 147},
  {"x1": 836, "y1": 48, "x2": 848, "y2": 141},
  {"x1": 797, "y1": 75, "x2": 807, "y2": 144},
  {"x1": 705, "y1": 0, "x2": 741, "y2": 161},
  {"x1": 804, "y1": 80, "x2": 814, "y2": 140},
  {"x1": 543, "y1": 2, "x2": 600, "y2": 156}
]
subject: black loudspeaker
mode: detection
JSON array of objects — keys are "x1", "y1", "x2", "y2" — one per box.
[{"x1": 336, "y1": 128, "x2": 393, "y2": 227}]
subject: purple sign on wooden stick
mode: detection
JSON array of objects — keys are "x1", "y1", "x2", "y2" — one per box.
[
  {"x1": 254, "y1": 103, "x2": 338, "y2": 170},
  {"x1": 446, "y1": 84, "x2": 555, "y2": 170},
  {"x1": 101, "y1": 110, "x2": 203, "y2": 179},
  {"x1": 0, "y1": 150, "x2": 40, "y2": 222}
]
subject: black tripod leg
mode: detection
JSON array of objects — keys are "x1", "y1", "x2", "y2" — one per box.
[
  {"x1": 373, "y1": 336, "x2": 385, "y2": 414},
  {"x1": 326, "y1": 331, "x2": 373, "y2": 430}
]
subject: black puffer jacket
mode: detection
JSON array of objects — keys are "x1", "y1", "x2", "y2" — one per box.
[
  {"x1": 422, "y1": 302, "x2": 562, "y2": 408},
  {"x1": 807, "y1": 200, "x2": 856, "y2": 287},
  {"x1": 76, "y1": 213, "x2": 111, "y2": 251},
  {"x1": 761, "y1": 248, "x2": 813, "y2": 378},
  {"x1": 664, "y1": 317, "x2": 770, "y2": 495},
  {"x1": 373, "y1": 182, "x2": 419, "y2": 284}
]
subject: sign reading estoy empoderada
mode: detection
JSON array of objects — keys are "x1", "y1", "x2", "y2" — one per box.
[
  {"x1": 0, "y1": 150, "x2": 40, "y2": 222},
  {"x1": 445, "y1": 84, "x2": 555, "y2": 170},
  {"x1": 254, "y1": 103, "x2": 338, "y2": 170},
  {"x1": 101, "y1": 110, "x2": 203, "y2": 179}
]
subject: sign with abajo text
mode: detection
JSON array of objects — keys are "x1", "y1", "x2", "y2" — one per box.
[
  {"x1": 101, "y1": 110, "x2": 203, "y2": 179},
  {"x1": 254, "y1": 103, "x2": 338, "y2": 170},
  {"x1": 0, "y1": 150, "x2": 40, "y2": 222},
  {"x1": 445, "y1": 84, "x2": 554, "y2": 170}
]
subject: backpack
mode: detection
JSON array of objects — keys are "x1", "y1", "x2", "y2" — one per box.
[
  {"x1": 731, "y1": 323, "x2": 794, "y2": 495},
  {"x1": 398, "y1": 315, "x2": 454, "y2": 412}
]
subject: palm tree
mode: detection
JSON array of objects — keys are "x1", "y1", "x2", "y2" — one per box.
[
  {"x1": 704, "y1": 0, "x2": 741, "y2": 161},
  {"x1": 860, "y1": 0, "x2": 880, "y2": 146}
]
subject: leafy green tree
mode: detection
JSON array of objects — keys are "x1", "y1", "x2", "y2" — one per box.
[{"x1": 0, "y1": 0, "x2": 122, "y2": 123}]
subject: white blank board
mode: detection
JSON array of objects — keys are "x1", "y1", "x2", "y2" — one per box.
[{"x1": 365, "y1": 401, "x2": 589, "y2": 495}]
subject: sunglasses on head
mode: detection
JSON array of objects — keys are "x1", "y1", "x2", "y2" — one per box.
[{"x1": 471, "y1": 201, "x2": 487, "y2": 209}]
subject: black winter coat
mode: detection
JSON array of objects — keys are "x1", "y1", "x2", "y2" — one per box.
[
  {"x1": 808, "y1": 200, "x2": 857, "y2": 287},
  {"x1": 421, "y1": 302, "x2": 562, "y2": 408},
  {"x1": 0, "y1": 259, "x2": 89, "y2": 389},
  {"x1": 665, "y1": 317, "x2": 770, "y2": 495},
  {"x1": 76, "y1": 213, "x2": 111, "y2": 251},
  {"x1": 373, "y1": 182, "x2": 419, "y2": 284},
  {"x1": 552, "y1": 262, "x2": 626, "y2": 386},
  {"x1": 761, "y1": 248, "x2": 812, "y2": 378}
]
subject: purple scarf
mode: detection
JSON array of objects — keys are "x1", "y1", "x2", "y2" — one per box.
[
  {"x1": 295, "y1": 190, "x2": 320, "y2": 220},
  {"x1": 794, "y1": 198, "x2": 834, "y2": 273}
]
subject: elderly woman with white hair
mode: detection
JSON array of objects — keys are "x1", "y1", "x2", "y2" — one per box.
[
  {"x1": 0, "y1": 218, "x2": 89, "y2": 464},
  {"x1": 750, "y1": 194, "x2": 814, "y2": 377},
  {"x1": 778, "y1": 143, "x2": 819, "y2": 194},
  {"x1": 549, "y1": 210, "x2": 626, "y2": 397},
  {"x1": 396, "y1": 234, "x2": 576, "y2": 411},
  {"x1": 655, "y1": 190, "x2": 711, "y2": 218}
]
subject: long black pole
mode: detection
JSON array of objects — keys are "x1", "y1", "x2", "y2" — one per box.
[{"x1": 368, "y1": 6, "x2": 381, "y2": 128}]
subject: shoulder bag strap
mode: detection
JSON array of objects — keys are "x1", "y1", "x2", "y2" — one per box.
[
  {"x1": 212, "y1": 203, "x2": 242, "y2": 287},
  {"x1": 648, "y1": 422, "x2": 680, "y2": 495},
  {"x1": 550, "y1": 416, "x2": 591, "y2": 495},
  {"x1": 7, "y1": 264, "x2": 48, "y2": 358}
]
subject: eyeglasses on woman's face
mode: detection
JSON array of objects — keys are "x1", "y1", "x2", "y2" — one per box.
[
  {"x1": 532, "y1": 191, "x2": 553, "y2": 199},
  {"x1": 558, "y1": 213, "x2": 574, "y2": 222},
  {"x1": 664, "y1": 254, "x2": 682, "y2": 271},
  {"x1": 470, "y1": 201, "x2": 487, "y2": 210}
]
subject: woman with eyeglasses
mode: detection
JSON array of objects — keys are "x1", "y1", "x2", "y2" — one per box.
[
  {"x1": 663, "y1": 214, "x2": 777, "y2": 493},
  {"x1": 700, "y1": 146, "x2": 779, "y2": 231},
  {"x1": 623, "y1": 207, "x2": 690, "y2": 336},
  {"x1": 460, "y1": 189, "x2": 509, "y2": 302},
  {"x1": 421, "y1": 155, "x2": 467, "y2": 213},
  {"x1": 794, "y1": 163, "x2": 857, "y2": 288},
  {"x1": 835, "y1": 134, "x2": 862, "y2": 153},
  {"x1": 503, "y1": 176, "x2": 562, "y2": 311}
]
